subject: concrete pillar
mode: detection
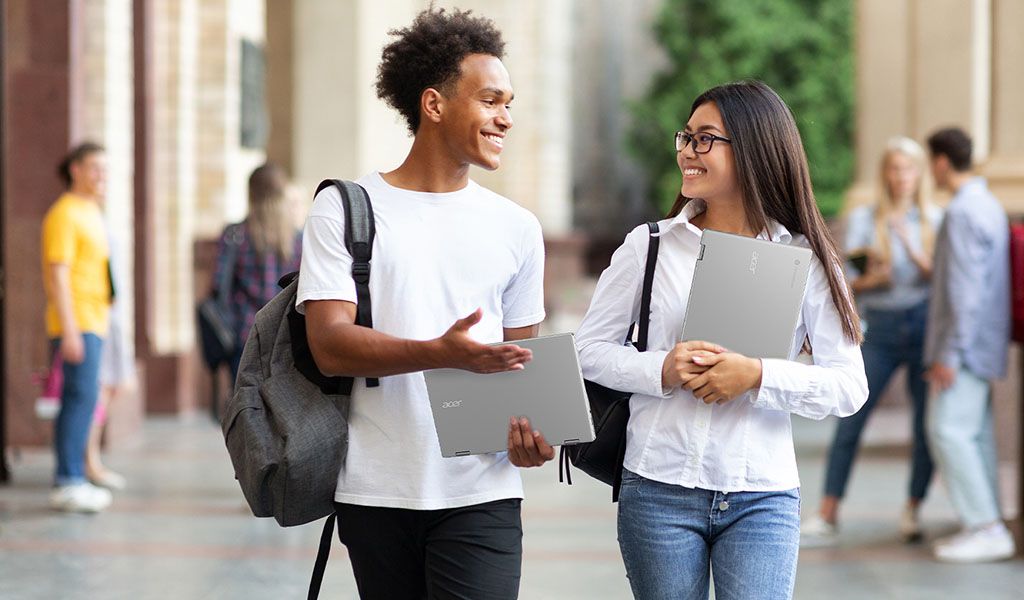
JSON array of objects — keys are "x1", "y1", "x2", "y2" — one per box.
[
  {"x1": 2, "y1": 0, "x2": 75, "y2": 447},
  {"x1": 138, "y1": 0, "x2": 200, "y2": 413},
  {"x1": 72, "y1": 0, "x2": 143, "y2": 443}
]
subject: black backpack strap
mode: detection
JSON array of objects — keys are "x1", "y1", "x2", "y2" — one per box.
[
  {"x1": 314, "y1": 179, "x2": 379, "y2": 390},
  {"x1": 610, "y1": 221, "x2": 660, "y2": 502},
  {"x1": 636, "y1": 222, "x2": 660, "y2": 352},
  {"x1": 307, "y1": 513, "x2": 338, "y2": 600}
]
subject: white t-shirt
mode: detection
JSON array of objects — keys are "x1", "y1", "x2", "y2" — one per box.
[{"x1": 296, "y1": 172, "x2": 546, "y2": 510}]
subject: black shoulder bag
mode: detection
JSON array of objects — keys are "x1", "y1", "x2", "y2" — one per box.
[{"x1": 560, "y1": 221, "x2": 660, "y2": 502}]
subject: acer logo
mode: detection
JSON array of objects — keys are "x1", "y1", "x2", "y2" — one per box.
[
  {"x1": 441, "y1": 400, "x2": 463, "y2": 409},
  {"x1": 749, "y1": 250, "x2": 759, "y2": 274}
]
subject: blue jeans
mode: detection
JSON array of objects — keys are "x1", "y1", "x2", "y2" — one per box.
[
  {"x1": 823, "y1": 301, "x2": 933, "y2": 500},
  {"x1": 52, "y1": 333, "x2": 104, "y2": 486},
  {"x1": 617, "y1": 470, "x2": 800, "y2": 600},
  {"x1": 926, "y1": 368, "x2": 1001, "y2": 528}
]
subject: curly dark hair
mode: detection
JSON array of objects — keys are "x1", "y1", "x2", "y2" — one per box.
[{"x1": 376, "y1": 8, "x2": 506, "y2": 135}]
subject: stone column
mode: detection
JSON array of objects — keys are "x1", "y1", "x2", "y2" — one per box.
[
  {"x1": 72, "y1": 0, "x2": 142, "y2": 443},
  {"x1": 2, "y1": 0, "x2": 75, "y2": 447}
]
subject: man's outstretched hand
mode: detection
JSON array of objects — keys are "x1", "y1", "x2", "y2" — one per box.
[{"x1": 434, "y1": 309, "x2": 533, "y2": 373}]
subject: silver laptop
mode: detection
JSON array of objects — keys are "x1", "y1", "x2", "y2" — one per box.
[
  {"x1": 681, "y1": 229, "x2": 812, "y2": 359},
  {"x1": 424, "y1": 333, "x2": 596, "y2": 457}
]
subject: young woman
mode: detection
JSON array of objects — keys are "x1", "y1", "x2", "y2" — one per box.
[
  {"x1": 802, "y1": 137, "x2": 942, "y2": 546},
  {"x1": 576, "y1": 81, "x2": 868, "y2": 599},
  {"x1": 211, "y1": 162, "x2": 302, "y2": 380}
]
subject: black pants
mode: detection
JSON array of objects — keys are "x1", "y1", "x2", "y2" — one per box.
[{"x1": 334, "y1": 498, "x2": 523, "y2": 600}]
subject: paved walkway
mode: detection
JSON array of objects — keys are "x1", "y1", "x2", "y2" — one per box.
[{"x1": 0, "y1": 410, "x2": 1020, "y2": 599}]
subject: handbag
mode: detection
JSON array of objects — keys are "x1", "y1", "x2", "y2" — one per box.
[
  {"x1": 197, "y1": 224, "x2": 244, "y2": 370},
  {"x1": 561, "y1": 222, "x2": 659, "y2": 501},
  {"x1": 33, "y1": 352, "x2": 64, "y2": 420}
]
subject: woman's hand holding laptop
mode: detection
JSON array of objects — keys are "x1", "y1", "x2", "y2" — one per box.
[
  {"x1": 687, "y1": 350, "x2": 763, "y2": 405},
  {"x1": 661, "y1": 339, "x2": 763, "y2": 405},
  {"x1": 661, "y1": 340, "x2": 725, "y2": 389}
]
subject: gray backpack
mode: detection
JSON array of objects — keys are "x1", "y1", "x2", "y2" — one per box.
[{"x1": 221, "y1": 179, "x2": 376, "y2": 598}]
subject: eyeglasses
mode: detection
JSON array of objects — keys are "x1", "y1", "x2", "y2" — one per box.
[{"x1": 675, "y1": 131, "x2": 731, "y2": 154}]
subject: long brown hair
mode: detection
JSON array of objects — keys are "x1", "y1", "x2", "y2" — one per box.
[
  {"x1": 246, "y1": 163, "x2": 295, "y2": 260},
  {"x1": 667, "y1": 81, "x2": 862, "y2": 344}
]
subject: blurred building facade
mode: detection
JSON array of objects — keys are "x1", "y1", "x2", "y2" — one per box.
[{"x1": 1, "y1": 0, "x2": 1022, "y2": 479}]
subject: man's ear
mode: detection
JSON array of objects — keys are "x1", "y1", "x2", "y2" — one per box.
[{"x1": 421, "y1": 88, "x2": 444, "y2": 125}]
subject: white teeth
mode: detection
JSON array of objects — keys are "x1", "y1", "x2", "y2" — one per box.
[
  {"x1": 684, "y1": 168, "x2": 704, "y2": 176},
  {"x1": 484, "y1": 134, "x2": 503, "y2": 147}
]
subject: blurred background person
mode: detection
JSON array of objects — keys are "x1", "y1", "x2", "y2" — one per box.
[
  {"x1": 802, "y1": 136, "x2": 942, "y2": 546},
  {"x1": 923, "y1": 127, "x2": 1013, "y2": 563},
  {"x1": 41, "y1": 141, "x2": 114, "y2": 513},
  {"x1": 210, "y1": 162, "x2": 302, "y2": 381},
  {"x1": 85, "y1": 216, "x2": 135, "y2": 491}
]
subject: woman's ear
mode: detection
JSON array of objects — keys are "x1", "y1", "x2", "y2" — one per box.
[{"x1": 421, "y1": 88, "x2": 444, "y2": 125}]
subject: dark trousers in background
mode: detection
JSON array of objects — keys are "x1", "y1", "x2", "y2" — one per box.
[
  {"x1": 334, "y1": 498, "x2": 523, "y2": 600},
  {"x1": 824, "y1": 301, "x2": 934, "y2": 501}
]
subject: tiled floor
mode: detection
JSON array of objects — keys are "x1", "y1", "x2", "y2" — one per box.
[{"x1": 0, "y1": 410, "x2": 1021, "y2": 599}]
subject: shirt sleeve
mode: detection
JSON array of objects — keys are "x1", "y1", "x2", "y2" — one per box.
[
  {"x1": 576, "y1": 226, "x2": 671, "y2": 399},
  {"x1": 501, "y1": 216, "x2": 547, "y2": 328},
  {"x1": 41, "y1": 203, "x2": 77, "y2": 266},
  {"x1": 750, "y1": 257, "x2": 869, "y2": 420},
  {"x1": 935, "y1": 210, "x2": 988, "y2": 369},
  {"x1": 295, "y1": 188, "x2": 357, "y2": 314}
]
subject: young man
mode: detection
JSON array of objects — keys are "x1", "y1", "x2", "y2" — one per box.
[
  {"x1": 923, "y1": 127, "x2": 1013, "y2": 562},
  {"x1": 42, "y1": 142, "x2": 114, "y2": 513},
  {"x1": 296, "y1": 9, "x2": 554, "y2": 598}
]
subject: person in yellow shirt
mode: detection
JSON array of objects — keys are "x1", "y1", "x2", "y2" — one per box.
[{"x1": 41, "y1": 141, "x2": 114, "y2": 513}]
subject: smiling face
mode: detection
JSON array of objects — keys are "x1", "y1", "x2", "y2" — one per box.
[
  {"x1": 436, "y1": 53, "x2": 514, "y2": 171},
  {"x1": 678, "y1": 101, "x2": 739, "y2": 203}
]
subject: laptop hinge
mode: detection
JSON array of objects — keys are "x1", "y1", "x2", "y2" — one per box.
[
  {"x1": 697, "y1": 243, "x2": 706, "y2": 261},
  {"x1": 454, "y1": 451, "x2": 471, "y2": 457}
]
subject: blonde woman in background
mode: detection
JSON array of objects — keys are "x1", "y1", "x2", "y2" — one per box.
[
  {"x1": 802, "y1": 137, "x2": 943, "y2": 546},
  {"x1": 211, "y1": 163, "x2": 302, "y2": 380}
]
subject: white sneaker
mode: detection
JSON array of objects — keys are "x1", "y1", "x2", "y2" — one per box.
[
  {"x1": 934, "y1": 523, "x2": 1016, "y2": 563},
  {"x1": 899, "y1": 506, "x2": 923, "y2": 543},
  {"x1": 933, "y1": 528, "x2": 973, "y2": 550},
  {"x1": 800, "y1": 515, "x2": 838, "y2": 547},
  {"x1": 50, "y1": 483, "x2": 113, "y2": 513}
]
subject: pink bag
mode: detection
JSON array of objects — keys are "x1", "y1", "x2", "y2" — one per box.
[{"x1": 34, "y1": 353, "x2": 63, "y2": 419}]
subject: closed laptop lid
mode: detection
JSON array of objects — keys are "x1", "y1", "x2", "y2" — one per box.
[
  {"x1": 681, "y1": 229, "x2": 812, "y2": 359},
  {"x1": 424, "y1": 333, "x2": 595, "y2": 457}
]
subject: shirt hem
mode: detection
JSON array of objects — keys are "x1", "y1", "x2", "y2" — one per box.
[
  {"x1": 332, "y1": 487, "x2": 525, "y2": 510},
  {"x1": 624, "y1": 461, "x2": 800, "y2": 493}
]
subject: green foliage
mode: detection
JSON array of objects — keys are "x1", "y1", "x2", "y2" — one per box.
[{"x1": 629, "y1": 0, "x2": 853, "y2": 217}]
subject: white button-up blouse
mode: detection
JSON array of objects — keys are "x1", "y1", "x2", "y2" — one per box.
[{"x1": 576, "y1": 200, "x2": 868, "y2": 492}]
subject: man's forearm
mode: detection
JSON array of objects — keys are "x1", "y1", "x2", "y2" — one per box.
[
  {"x1": 48, "y1": 264, "x2": 79, "y2": 336},
  {"x1": 309, "y1": 321, "x2": 444, "y2": 378}
]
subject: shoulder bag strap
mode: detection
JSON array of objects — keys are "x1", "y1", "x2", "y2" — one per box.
[
  {"x1": 635, "y1": 221, "x2": 660, "y2": 352},
  {"x1": 611, "y1": 221, "x2": 660, "y2": 503}
]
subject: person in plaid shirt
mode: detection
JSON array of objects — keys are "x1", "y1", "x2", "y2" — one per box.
[{"x1": 211, "y1": 163, "x2": 302, "y2": 378}]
